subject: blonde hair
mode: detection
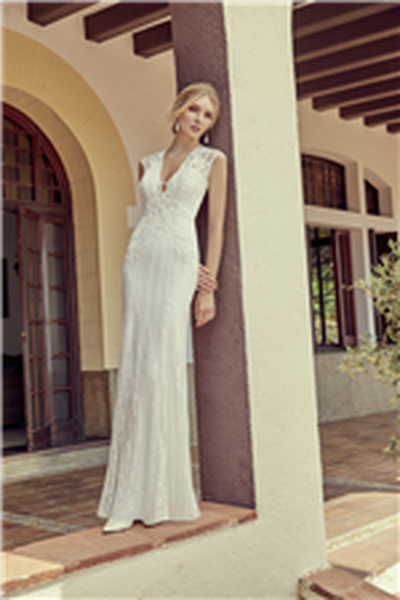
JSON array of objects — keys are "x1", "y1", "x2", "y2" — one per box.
[{"x1": 170, "y1": 82, "x2": 220, "y2": 130}]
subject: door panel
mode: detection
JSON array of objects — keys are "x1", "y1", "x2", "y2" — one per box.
[
  {"x1": 43, "y1": 216, "x2": 77, "y2": 445},
  {"x1": 18, "y1": 209, "x2": 78, "y2": 449},
  {"x1": 333, "y1": 230, "x2": 357, "y2": 348},
  {"x1": 18, "y1": 207, "x2": 50, "y2": 450},
  {"x1": 368, "y1": 229, "x2": 398, "y2": 340}
]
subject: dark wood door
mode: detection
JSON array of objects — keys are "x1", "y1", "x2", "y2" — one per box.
[
  {"x1": 18, "y1": 207, "x2": 50, "y2": 450},
  {"x1": 18, "y1": 207, "x2": 79, "y2": 450}
]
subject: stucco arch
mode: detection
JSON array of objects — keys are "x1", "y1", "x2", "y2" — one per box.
[{"x1": 3, "y1": 28, "x2": 136, "y2": 368}]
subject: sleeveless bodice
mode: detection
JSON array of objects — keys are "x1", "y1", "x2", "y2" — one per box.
[
  {"x1": 126, "y1": 145, "x2": 225, "y2": 266},
  {"x1": 139, "y1": 144, "x2": 225, "y2": 220}
]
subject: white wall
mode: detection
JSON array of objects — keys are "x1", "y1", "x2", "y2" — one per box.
[
  {"x1": 298, "y1": 99, "x2": 399, "y2": 207},
  {"x1": 3, "y1": 3, "x2": 177, "y2": 369},
  {"x1": 2, "y1": 213, "x2": 22, "y2": 356},
  {"x1": 4, "y1": 2, "x2": 176, "y2": 181}
]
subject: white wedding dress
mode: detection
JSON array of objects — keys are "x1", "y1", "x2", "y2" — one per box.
[{"x1": 97, "y1": 144, "x2": 224, "y2": 525}]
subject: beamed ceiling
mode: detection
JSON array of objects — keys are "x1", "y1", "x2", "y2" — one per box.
[
  {"x1": 27, "y1": 2, "x2": 400, "y2": 133},
  {"x1": 293, "y1": 2, "x2": 400, "y2": 134}
]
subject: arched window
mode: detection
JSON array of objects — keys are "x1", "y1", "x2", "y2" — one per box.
[
  {"x1": 3, "y1": 108, "x2": 68, "y2": 206},
  {"x1": 302, "y1": 155, "x2": 346, "y2": 210}
]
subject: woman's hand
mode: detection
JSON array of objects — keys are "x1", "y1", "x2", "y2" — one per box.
[
  {"x1": 194, "y1": 291, "x2": 216, "y2": 328},
  {"x1": 197, "y1": 264, "x2": 217, "y2": 294}
]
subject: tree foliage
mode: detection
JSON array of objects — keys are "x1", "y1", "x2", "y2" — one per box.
[{"x1": 340, "y1": 239, "x2": 400, "y2": 456}]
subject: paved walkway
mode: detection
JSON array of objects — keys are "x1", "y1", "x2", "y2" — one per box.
[
  {"x1": 3, "y1": 410, "x2": 400, "y2": 596},
  {"x1": 320, "y1": 410, "x2": 399, "y2": 597}
]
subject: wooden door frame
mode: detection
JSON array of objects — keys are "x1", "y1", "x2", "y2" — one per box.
[{"x1": 2, "y1": 103, "x2": 83, "y2": 450}]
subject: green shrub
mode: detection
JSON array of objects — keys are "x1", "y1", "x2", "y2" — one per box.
[{"x1": 340, "y1": 239, "x2": 400, "y2": 456}]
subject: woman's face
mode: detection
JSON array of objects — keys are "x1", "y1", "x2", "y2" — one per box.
[{"x1": 177, "y1": 95, "x2": 216, "y2": 141}]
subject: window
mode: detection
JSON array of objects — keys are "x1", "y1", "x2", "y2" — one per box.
[
  {"x1": 365, "y1": 180, "x2": 379, "y2": 215},
  {"x1": 302, "y1": 155, "x2": 346, "y2": 210},
  {"x1": 308, "y1": 227, "x2": 357, "y2": 348},
  {"x1": 3, "y1": 114, "x2": 64, "y2": 205}
]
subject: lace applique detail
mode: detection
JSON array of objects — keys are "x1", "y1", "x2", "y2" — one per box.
[{"x1": 187, "y1": 146, "x2": 226, "y2": 179}]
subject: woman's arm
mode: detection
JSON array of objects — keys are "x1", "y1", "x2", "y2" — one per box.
[
  {"x1": 194, "y1": 154, "x2": 228, "y2": 328},
  {"x1": 138, "y1": 161, "x2": 144, "y2": 181}
]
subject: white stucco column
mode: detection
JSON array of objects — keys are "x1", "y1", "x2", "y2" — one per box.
[{"x1": 223, "y1": 0, "x2": 327, "y2": 579}]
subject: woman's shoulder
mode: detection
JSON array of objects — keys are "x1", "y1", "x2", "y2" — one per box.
[
  {"x1": 192, "y1": 146, "x2": 226, "y2": 179},
  {"x1": 199, "y1": 145, "x2": 226, "y2": 159},
  {"x1": 197, "y1": 145, "x2": 227, "y2": 169},
  {"x1": 139, "y1": 149, "x2": 163, "y2": 168}
]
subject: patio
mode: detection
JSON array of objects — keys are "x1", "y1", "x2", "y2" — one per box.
[{"x1": 3, "y1": 410, "x2": 399, "y2": 596}]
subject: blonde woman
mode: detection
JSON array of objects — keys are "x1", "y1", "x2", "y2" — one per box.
[{"x1": 98, "y1": 83, "x2": 227, "y2": 533}]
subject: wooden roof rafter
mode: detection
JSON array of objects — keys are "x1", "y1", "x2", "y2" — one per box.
[
  {"x1": 298, "y1": 56, "x2": 400, "y2": 99},
  {"x1": 296, "y1": 35, "x2": 400, "y2": 81},
  {"x1": 27, "y1": 2, "x2": 95, "y2": 26},
  {"x1": 340, "y1": 94, "x2": 400, "y2": 119},
  {"x1": 25, "y1": 2, "x2": 400, "y2": 133},
  {"x1": 84, "y1": 3, "x2": 171, "y2": 43},
  {"x1": 365, "y1": 109, "x2": 400, "y2": 127},
  {"x1": 293, "y1": 2, "x2": 400, "y2": 134},
  {"x1": 295, "y1": 5, "x2": 400, "y2": 59},
  {"x1": 293, "y1": 2, "x2": 394, "y2": 38}
]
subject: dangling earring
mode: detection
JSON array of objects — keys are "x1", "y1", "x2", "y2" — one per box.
[
  {"x1": 203, "y1": 132, "x2": 210, "y2": 145},
  {"x1": 173, "y1": 120, "x2": 180, "y2": 133}
]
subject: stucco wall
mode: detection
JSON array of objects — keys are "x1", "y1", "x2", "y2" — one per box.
[
  {"x1": 315, "y1": 352, "x2": 393, "y2": 423},
  {"x1": 298, "y1": 99, "x2": 399, "y2": 205},
  {"x1": 3, "y1": 4, "x2": 176, "y2": 369}
]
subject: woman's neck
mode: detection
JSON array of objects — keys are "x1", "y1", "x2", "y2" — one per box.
[{"x1": 168, "y1": 133, "x2": 200, "y2": 155}]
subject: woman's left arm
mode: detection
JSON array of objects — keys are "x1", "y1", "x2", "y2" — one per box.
[{"x1": 194, "y1": 153, "x2": 228, "y2": 328}]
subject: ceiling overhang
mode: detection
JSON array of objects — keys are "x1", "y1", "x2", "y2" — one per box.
[
  {"x1": 25, "y1": 2, "x2": 400, "y2": 134},
  {"x1": 293, "y1": 2, "x2": 400, "y2": 134}
]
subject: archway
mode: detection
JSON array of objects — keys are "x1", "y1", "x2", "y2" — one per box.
[{"x1": 3, "y1": 104, "x2": 82, "y2": 451}]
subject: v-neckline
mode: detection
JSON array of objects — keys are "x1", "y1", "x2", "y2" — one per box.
[{"x1": 159, "y1": 145, "x2": 200, "y2": 193}]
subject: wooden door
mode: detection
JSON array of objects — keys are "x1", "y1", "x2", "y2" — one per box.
[
  {"x1": 368, "y1": 229, "x2": 398, "y2": 341},
  {"x1": 43, "y1": 214, "x2": 79, "y2": 446},
  {"x1": 18, "y1": 207, "x2": 50, "y2": 450},
  {"x1": 18, "y1": 207, "x2": 79, "y2": 450},
  {"x1": 333, "y1": 230, "x2": 357, "y2": 348}
]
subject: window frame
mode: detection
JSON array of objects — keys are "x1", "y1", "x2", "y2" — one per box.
[{"x1": 306, "y1": 226, "x2": 357, "y2": 351}]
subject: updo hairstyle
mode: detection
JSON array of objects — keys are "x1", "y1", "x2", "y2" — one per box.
[{"x1": 170, "y1": 82, "x2": 220, "y2": 131}]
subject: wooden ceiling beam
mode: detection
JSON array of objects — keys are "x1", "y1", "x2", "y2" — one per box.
[
  {"x1": 387, "y1": 122, "x2": 400, "y2": 133},
  {"x1": 295, "y1": 6, "x2": 400, "y2": 58},
  {"x1": 27, "y1": 2, "x2": 94, "y2": 26},
  {"x1": 293, "y1": 3, "x2": 391, "y2": 39},
  {"x1": 340, "y1": 94, "x2": 400, "y2": 119},
  {"x1": 133, "y1": 20, "x2": 172, "y2": 58},
  {"x1": 295, "y1": 35, "x2": 400, "y2": 81},
  {"x1": 313, "y1": 76, "x2": 400, "y2": 110},
  {"x1": 297, "y1": 56, "x2": 400, "y2": 99},
  {"x1": 364, "y1": 109, "x2": 400, "y2": 127},
  {"x1": 85, "y1": 3, "x2": 170, "y2": 43}
]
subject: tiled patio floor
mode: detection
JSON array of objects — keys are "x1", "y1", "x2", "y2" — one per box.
[
  {"x1": 2, "y1": 409, "x2": 400, "y2": 596},
  {"x1": 319, "y1": 410, "x2": 400, "y2": 598},
  {"x1": 3, "y1": 465, "x2": 106, "y2": 551},
  {"x1": 320, "y1": 409, "x2": 399, "y2": 490}
]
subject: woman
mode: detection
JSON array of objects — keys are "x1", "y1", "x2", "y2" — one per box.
[{"x1": 98, "y1": 82, "x2": 227, "y2": 533}]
